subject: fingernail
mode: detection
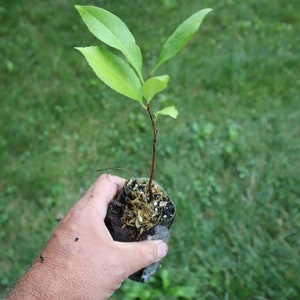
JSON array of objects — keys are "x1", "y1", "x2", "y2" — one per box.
[{"x1": 157, "y1": 241, "x2": 168, "y2": 259}]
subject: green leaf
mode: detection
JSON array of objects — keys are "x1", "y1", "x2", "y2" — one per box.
[
  {"x1": 142, "y1": 75, "x2": 170, "y2": 103},
  {"x1": 75, "y1": 5, "x2": 143, "y2": 79},
  {"x1": 152, "y1": 8, "x2": 212, "y2": 73},
  {"x1": 154, "y1": 106, "x2": 179, "y2": 119},
  {"x1": 75, "y1": 46, "x2": 142, "y2": 102}
]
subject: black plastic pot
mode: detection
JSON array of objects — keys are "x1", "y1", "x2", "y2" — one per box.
[{"x1": 105, "y1": 178, "x2": 176, "y2": 282}]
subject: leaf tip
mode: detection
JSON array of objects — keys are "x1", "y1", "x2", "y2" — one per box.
[
  {"x1": 74, "y1": 46, "x2": 83, "y2": 52},
  {"x1": 74, "y1": 5, "x2": 81, "y2": 11},
  {"x1": 204, "y1": 8, "x2": 213, "y2": 15}
]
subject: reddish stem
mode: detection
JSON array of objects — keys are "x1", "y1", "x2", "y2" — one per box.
[{"x1": 147, "y1": 104, "x2": 158, "y2": 202}]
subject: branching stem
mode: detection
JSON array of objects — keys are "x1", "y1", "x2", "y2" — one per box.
[{"x1": 147, "y1": 103, "x2": 158, "y2": 202}]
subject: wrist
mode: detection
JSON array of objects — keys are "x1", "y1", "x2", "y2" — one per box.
[
  {"x1": 6, "y1": 261, "x2": 58, "y2": 300},
  {"x1": 6, "y1": 231, "x2": 80, "y2": 299}
]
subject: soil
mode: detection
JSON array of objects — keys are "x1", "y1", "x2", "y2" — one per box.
[
  {"x1": 104, "y1": 178, "x2": 176, "y2": 282},
  {"x1": 105, "y1": 178, "x2": 176, "y2": 242}
]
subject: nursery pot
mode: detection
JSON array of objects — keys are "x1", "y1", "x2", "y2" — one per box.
[{"x1": 105, "y1": 178, "x2": 176, "y2": 282}]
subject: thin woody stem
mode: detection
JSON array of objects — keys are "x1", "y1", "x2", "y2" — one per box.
[{"x1": 147, "y1": 103, "x2": 157, "y2": 202}]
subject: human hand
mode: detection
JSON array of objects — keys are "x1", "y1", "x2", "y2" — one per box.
[{"x1": 6, "y1": 174, "x2": 168, "y2": 300}]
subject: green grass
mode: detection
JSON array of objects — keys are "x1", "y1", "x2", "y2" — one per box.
[{"x1": 1, "y1": 0, "x2": 300, "y2": 299}]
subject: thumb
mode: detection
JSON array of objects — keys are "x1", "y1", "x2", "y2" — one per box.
[{"x1": 116, "y1": 240, "x2": 168, "y2": 277}]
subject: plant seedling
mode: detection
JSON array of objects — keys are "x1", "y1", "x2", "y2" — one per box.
[{"x1": 75, "y1": 5, "x2": 211, "y2": 282}]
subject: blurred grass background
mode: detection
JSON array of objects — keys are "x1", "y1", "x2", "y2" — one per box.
[{"x1": 1, "y1": 0, "x2": 299, "y2": 299}]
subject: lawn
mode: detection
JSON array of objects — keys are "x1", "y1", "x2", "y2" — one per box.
[{"x1": 1, "y1": 0, "x2": 299, "y2": 299}]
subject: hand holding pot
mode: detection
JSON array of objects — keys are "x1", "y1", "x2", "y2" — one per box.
[{"x1": 6, "y1": 174, "x2": 168, "y2": 300}]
